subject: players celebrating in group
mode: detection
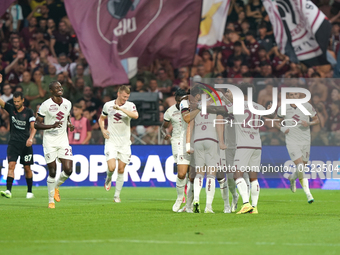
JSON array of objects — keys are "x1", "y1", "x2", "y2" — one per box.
[{"x1": 167, "y1": 81, "x2": 319, "y2": 214}]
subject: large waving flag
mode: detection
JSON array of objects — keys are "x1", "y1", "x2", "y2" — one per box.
[
  {"x1": 0, "y1": 0, "x2": 15, "y2": 17},
  {"x1": 263, "y1": 0, "x2": 331, "y2": 67},
  {"x1": 65, "y1": 0, "x2": 202, "y2": 87},
  {"x1": 198, "y1": 0, "x2": 230, "y2": 48}
]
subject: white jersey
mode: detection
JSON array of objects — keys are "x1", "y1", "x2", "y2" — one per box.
[
  {"x1": 224, "y1": 101, "x2": 236, "y2": 149},
  {"x1": 194, "y1": 102, "x2": 218, "y2": 143},
  {"x1": 38, "y1": 97, "x2": 72, "y2": 146},
  {"x1": 277, "y1": 103, "x2": 316, "y2": 145},
  {"x1": 226, "y1": 101, "x2": 265, "y2": 149},
  {"x1": 163, "y1": 104, "x2": 182, "y2": 142},
  {"x1": 101, "y1": 100, "x2": 136, "y2": 146},
  {"x1": 179, "y1": 99, "x2": 189, "y2": 144}
]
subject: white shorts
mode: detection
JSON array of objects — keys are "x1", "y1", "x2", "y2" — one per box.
[
  {"x1": 234, "y1": 148, "x2": 261, "y2": 172},
  {"x1": 104, "y1": 142, "x2": 131, "y2": 164},
  {"x1": 44, "y1": 145, "x2": 73, "y2": 164},
  {"x1": 286, "y1": 143, "x2": 310, "y2": 162},
  {"x1": 177, "y1": 139, "x2": 191, "y2": 165},
  {"x1": 194, "y1": 140, "x2": 219, "y2": 167},
  {"x1": 171, "y1": 139, "x2": 180, "y2": 164}
]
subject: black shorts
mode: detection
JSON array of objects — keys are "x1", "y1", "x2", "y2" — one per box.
[{"x1": 7, "y1": 142, "x2": 34, "y2": 165}]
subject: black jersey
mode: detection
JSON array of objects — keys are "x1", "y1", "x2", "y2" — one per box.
[{"x1": 4, "y1": 103, "x2": 35, "y2": 143}]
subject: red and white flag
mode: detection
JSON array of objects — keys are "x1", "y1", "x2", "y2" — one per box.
[
  {"x1": 263, "y1": 0, "x2": 330, "y2": 66},
  {"x1": 65, "y1": 0, "x2": 202, "y2": 87}
]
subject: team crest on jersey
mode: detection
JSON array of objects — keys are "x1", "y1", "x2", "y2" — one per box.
[
  {"x1": 49, "y1": 105, "x2": 58, "y2": 112},
  {"x1": 106, "y1": 151, "x2": 110, "y2": 157},
  {"x1": 63, "y1": 105, "x2": 68, "y2": 111},
  {"x1": 46, "y1": 153, "x2": 50, "y2": 159}
]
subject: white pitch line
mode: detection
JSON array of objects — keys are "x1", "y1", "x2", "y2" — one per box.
[{"x1": 0, "y1": 239, "x2": 339, "y2": 247}]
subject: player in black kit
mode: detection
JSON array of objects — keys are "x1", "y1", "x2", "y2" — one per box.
[{"x1": 0, "y1": 74, "x2": 36, "y2": 198}]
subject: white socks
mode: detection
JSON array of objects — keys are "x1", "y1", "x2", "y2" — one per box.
[
  {"x1": 193, "y1": 174, "x2": 204, "y2": 202},
  {"x1": 235, "y1": 178, "x2": 249, "y2": 204},
  {"x1": 47, "y1": 176, "x2": 55, "y2": 203},
  {"x1": 300, "y1": 178, "x2": 311, "y2": 196},
  {"x1": 107, "y1": 169, "x2": 114, "y2": 180},
  {"x1": 186, "y1": 181, "x2": 194, "y2": 209},
  {"x1": 206, "y1": 175, "x2": 215, "y2": 209},
  {"x1": 243, "y1": 172, "x2": 250, "y2": 197},
  {"x1": 218, "y1": 178, "x2": 229, "y2": 207},
  {"x1": 114, "y1": 173, "x2": 124, "y2": 198},
  {"x1": 227, "y1": 173, "x2": 237, "y2": 197},
  {"x1": 176, "y1": 176, "x2": 187, "y2": 200},
  {"x1": 251, "y1": 180, "x2": 260, "y2": 207},
  {"x1": 55, "y1": 171, "x2": 69, "y2": 189}
]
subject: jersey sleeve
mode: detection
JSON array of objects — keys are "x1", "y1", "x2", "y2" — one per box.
[
  {"x1": 101, "y1": 102, "x2": 108, "y2": 116},
  {"x1": 37, "y1": 102, "x2": 47, "y2": 117},
  {"x1": 164, "y1": 108, "x2": 171, "y2": 122},
  {"x1": 4, "y1": 102, "x2": 14, "y2": 114},
  {"x1": 130, "y1": 102, "x2": 137, "y2": 112},
  {"x1": 28, "y1": 109, "x2": 36, "y2": 122},
  {"x1": 307, "y1": 103, "x2": 317, "y2": 117},
  {"x1": 180, "y1": 100, "x2": 189, "y2": 113},
  {"x1": 276, "y1": 106, "x2": 283, "y2": 118}
]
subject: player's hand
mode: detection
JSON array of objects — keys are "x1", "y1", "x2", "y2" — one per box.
[
  {"x1": 17, "y1": 51, "x2": 25, "y2": 59},
  {"x1": 26, "y1": 138, "x2": 33, "y2": 147},
  {"x1": 266, "y1": 102, "x2": 272, "y2": 110},
  {"x1": 113, "y1": 104, "x2": 120, "y2": 110},
  {"x1": 301, "y1": 120, "x2": 309, "y2": 127},
  {"x1": 164, "y1": 134, "x2": 171, "y2": 140},
  {"x1": 219, "y1": 143, "x2": 227, "y2": 150},
  {"x1": 102, "y1": 130, "x2": 110, "y2": 139},
  {"x1": 53, "y1": 121, "x2": 62, "y2": 128},
  {"x1": 68, "y1": 123, "x2": 75, "y2": 132}
]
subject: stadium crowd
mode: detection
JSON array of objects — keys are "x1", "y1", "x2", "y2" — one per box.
[{"x1": 0, "y1": 0, "x2": 339, "y2": 146}]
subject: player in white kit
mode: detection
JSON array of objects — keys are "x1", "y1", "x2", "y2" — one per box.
[
  {"x1": 276, "y1": 92, "x2": 319, "y2": 203},
  {"x1": 100, "y1": 86, "x2": 138, "y2": 203},
  {"x1": 190, "y1": 86, "x2": 224, "y2": 213},
  {"x1": 172, "y1": 89, "x2": 201, "y2": 212},
  {"x1": 35, "y1": 81, "x2": 74, "y2": 209},
  {"x1": 207, "y1": 83, "x2": 265, "y2": 214}
]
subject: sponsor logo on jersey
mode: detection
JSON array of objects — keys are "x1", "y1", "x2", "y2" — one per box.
[
  {"x1": 56, "y1": 111, "x2": 65, "y2": 121},
  {"x1": 49, "y1": 105, "x2": 58, "y2": 112}
]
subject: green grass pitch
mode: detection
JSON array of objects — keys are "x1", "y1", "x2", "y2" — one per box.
[{"x1": 0, "y1": 187, "x2": 339, "y2": 255}]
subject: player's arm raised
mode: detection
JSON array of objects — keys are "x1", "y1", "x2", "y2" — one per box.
[
  {"x1": 113, "y1": 105, "x2": 139, "y2": 119},
  {"x1": 98, "y1": 114, "x2": 110, "y2": 139}
]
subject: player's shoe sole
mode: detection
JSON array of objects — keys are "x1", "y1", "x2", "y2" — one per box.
[
  {"x1": 193, "y1": 201, "x2": 200, "y2": 213},
  {"x1": 104, "y1": 177, "x2": 112, "y2": 191},
  {"x1": 48, "y1": 203, "x2": 55, "y2": 209},
  {"x1": 250, "y1": 206, "x2": 258, "y2": 214},
  {"x1": 236, "y1": 202, "x2": 253, "y2": 214},
  {"x1": 54, "y1": 188, "x2": 60, "y2": 202},
  {"x1": 0, "y1": 190, "x2": 12, "y2": 198},
  {"x1": 231, "y1": 193, "x2": 239, "y2": 212}
]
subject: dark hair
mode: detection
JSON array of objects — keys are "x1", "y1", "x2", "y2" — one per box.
[
  {"x1": 311, "y1": 72, "x2": 321, "y2": 78},
  {"x1": 234, "y1": 41, "x2": 242, "y2": 47},
  {"x1": 49, "y1": 80, "x2": 60, "y2": 90},
  {"x1": 14, "y1": 85, "x2": 23, "y2": 92},
  {"x1": 13, "y1": 91, "x2": 23, "y2": 99},
  {"x1": 137, "y1": 78, "x2": 145, "y2": 84},
  {"x1": 190, "y1": 85, "x2": 202, "y2": 97},
  {"x1": 174, "y1": 88, "x2": 187, "y2": 98},
  {"x1": 73, "y1": 103, "x2": 83, "y2": 109}
]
